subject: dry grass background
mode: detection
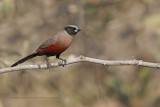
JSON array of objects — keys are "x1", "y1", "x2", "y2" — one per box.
[{"x1": 0, "y1": 0, "x2": 160, "y2": 107}]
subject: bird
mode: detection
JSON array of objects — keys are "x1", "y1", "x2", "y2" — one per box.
[{"x1": 11, "y1": 25, "x2": 81, "y2": 67}]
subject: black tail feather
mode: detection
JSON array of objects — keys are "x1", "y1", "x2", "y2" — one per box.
[{"x1": 11, "y1": 53, "x2": 37, "y2": 67}]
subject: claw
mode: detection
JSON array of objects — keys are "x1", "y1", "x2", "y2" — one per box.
[
  {"x1": 47, "y1": 62, "x2": 51, "y2": 69},
  {"x1": 62, "y1": 59, "x2": 67, "y2": 67},
  {"x1": 56, "y1": 54, "x2": 67, "y2": 67}
]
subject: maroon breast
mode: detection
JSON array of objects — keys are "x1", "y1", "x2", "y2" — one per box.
[{"x1": 41, "y1": 32, "x2": 73, "y2": 55}]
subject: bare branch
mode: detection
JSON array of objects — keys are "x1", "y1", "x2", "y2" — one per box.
[{"x1": 0, "y1": 56, "x2": 160, "y2": 74}]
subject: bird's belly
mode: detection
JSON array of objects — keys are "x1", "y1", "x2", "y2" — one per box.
[{"x1": 42, "y1": 45, "x2": 68, "y2": 56}]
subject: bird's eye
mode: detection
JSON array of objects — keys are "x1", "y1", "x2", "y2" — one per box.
[{"x1": 74, "y1": 29, "x2": 78, "y2": 32}]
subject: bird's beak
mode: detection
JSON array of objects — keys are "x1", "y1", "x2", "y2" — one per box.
[
  {"x1": 78, "y1": 29, "x2": 81, "y2": 32},
  {"x1": 75, "y1": 29, "x2": 81, "y2": 33}
]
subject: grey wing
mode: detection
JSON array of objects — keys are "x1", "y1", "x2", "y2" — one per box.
[{"x1": 37, "y1": 36, "x2": 58, "y2": 50}]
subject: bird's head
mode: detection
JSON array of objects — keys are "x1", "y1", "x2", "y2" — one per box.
[{"x1": 64, "y1": 25, "x2": 81, "y2": 36}]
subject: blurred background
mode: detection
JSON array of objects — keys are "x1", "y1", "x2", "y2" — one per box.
[{"x1": 0, "y1": 0, "x2": 160, "y2": 107}]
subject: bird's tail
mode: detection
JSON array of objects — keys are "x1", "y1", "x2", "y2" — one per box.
[{"x1": 11, "y1": 53, "x2": 37, "y2": 67}]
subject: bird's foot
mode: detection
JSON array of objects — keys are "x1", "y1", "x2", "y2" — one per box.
[
  {"x1": 62, "y1": 59, "x2": 67, "y2": 67},
  {"x1": 47, "y1": 62, "x2": 52, "y2": 70}
]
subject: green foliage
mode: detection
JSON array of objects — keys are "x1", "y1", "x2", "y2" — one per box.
[
  {"x1": 137, "y1": 68, "x2": 150, "y2": 95},
  {"x1": 0, "y1": 0, "x2": 14, "y2": 18}
]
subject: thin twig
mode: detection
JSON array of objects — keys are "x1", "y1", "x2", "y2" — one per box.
[{"x1": 0, "y1": 55, "x2": 160, "y2": 74}]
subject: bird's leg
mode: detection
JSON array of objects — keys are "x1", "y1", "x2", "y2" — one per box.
[
  {"x1": 56, "y1": 54, "x2": 66, "y2": 67},
  {"x1": 45, "y1": 56, "x2": 51, "y2": 69}
]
